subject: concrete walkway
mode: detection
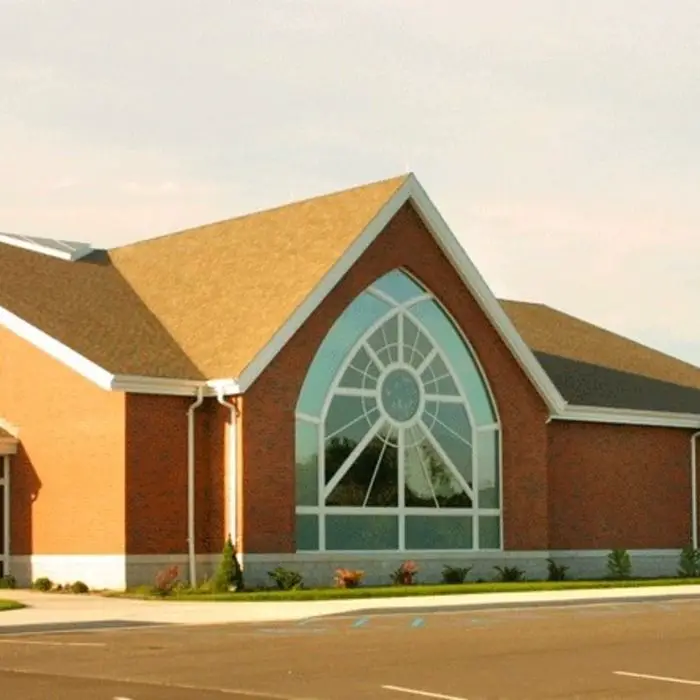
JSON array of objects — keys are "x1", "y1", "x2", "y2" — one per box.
[{"x1": 1, "y1": 585, "x2": 700, "y2": 629}]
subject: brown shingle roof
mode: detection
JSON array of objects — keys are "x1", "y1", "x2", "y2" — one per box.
[
  {"x1": 0, "y1": 175, "x2": 408, "y2": 380},
  {"x1": 501, "y1": 300, "x2": 700, "y2": 392},
  {"x1": 3, "y1": 172, "x2": 700, "y2": 413}
]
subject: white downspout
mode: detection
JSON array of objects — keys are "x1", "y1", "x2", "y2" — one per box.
[
  {"x1": 692, "y1": 430, "x2": 700, "y2": 550},
  {"x1": 216, "y1": 389, "x2": 240, "y2": 547},
  {"x1": 187, "y1": 387, "x2": 205, "y2": 587},
  {"x1": 1, "y1": 455, "x2": 9, "y2": 576}
]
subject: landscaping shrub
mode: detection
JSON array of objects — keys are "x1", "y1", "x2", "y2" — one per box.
[
  {"x1": 606, "y1": 549, "x2": 632, "y2": 580},
  {"x1": 678, "y1": 545, "x2": 700, "y2": 578},
  {"x1": 213, "y1": 535, "x2": 244, "y2": 592},
  {"x1": 334, "y1": 568, "x2": 364, "y2": 589},
  {"x1": 152, "y1": 565, "x2": 180, "y2": 597},
  {"x1": 268, "y1": 566, "x2": 304, "y2": 591},
  {"x1": 197, "y1": 577, "x2": 214, "y2": 593},
  {"x1": 32, "y1": 577, "x2": 53, "y2": 592},
  {"x1": 441, "y1": 565, "x2": 472, "y2": 584},
  {"x1": 391, "y1": 560, "x2": 418, "y2": 585},
  {"x1": 493, "y1": 565, "x2": 525, "y2": 582},
  {"x1": 546, "y1": 558, "x2": 569, "y2": 581},
  {"x1": 0, "y1": 574, "x2": 16, "y2": 589},
  {"x1": 70, "y1": 581, "x2": 89, "y2": 594}
]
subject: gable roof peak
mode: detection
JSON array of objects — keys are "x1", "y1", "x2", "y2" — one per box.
[{"x1": 109, "y1": 173, "x2": 412, "y2": 254}]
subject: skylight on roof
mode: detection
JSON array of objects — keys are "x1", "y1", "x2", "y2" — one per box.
[{"x1": 0, "y1": 232, "x2": 93, "y2": 261}]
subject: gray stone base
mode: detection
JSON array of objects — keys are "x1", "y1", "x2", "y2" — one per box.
[
  {"x1": 7, "y1": 549, "x2": 685, "y2": 591},
  {"x1": 239, "y1": 549, "x2": 684, "y2": 588}
]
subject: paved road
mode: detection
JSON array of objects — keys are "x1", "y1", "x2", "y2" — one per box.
[{"x1": 1, "y1": 598, "x2": 700, "y2": 698}]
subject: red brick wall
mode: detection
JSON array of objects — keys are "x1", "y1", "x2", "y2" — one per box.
[
  {"x1": 125, "y1": 395, "x2": 225, "y2": 555},
  {"x1": 0, "y1": 328, "x2": 125, "y2": 555},
  {"x1": 547, "y1": 421, "x2": 693, "y2": 549},
  {"x1": 242, "y1": 203, "x2": 551, "y2": 553}
]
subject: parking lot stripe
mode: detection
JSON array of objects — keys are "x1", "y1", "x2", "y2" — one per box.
[
  {"x1": 0, "y1": 639, "x2": 106, "y2": 647},
  {"x1": 382, "y1": 684, "x2": 468, "y2": 699},
  {"x1": 615, "y1": 671, "x2": 700, "y2": 687}
]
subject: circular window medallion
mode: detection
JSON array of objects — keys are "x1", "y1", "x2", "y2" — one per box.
[{"x1": 380, "y1": 368, "x2": 421, "y2": 424}]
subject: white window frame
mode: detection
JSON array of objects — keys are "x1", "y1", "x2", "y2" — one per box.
[{"x1": 295, "y1": 271, "x2": 504, "y2": 553}]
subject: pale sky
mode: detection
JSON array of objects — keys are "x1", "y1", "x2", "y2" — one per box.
[{"x1": 2, "y1": 1, "x2": 700, "y2": 367}]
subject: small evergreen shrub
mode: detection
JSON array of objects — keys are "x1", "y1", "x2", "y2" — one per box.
[
  {"x1": 213, "y1": 535, "x2": 245, "y2": 592},
  {"x1": 0, "y1": 574, "x2": 16, "y2": 589},
  {"x1": 70, "y1": 581, "x2": 89, "y2": 594},
  {"x1": 546, "y1": 558, "x2": 569, "y2": 581},
  {"x1": 606, "y1": 549, "x2": 632, "y2": 580},
  {"x1": 494, "y1": 565, "x2": 526, "y2": 582},
  {"x1": 334, "y1": 568, "x2": 364, "y2": 589},
  {"x1": 268, "y1": 566, "x2": 304, "y2": 591},
  {"x1": 441, "y1": 565, "x2": 472, "y2": 584},
  {"x1": 391, "y1": 560, "x2": 419, "y2": 585},
  {"x1": 677, "y1": 545, "x2": 700, "y2": 578},
  {"x1": 152, "y1": 565, "x2": 180, "y2": 597},
  {"x1": 32, "y1": 577, "x2": 53, "y2": 592}
]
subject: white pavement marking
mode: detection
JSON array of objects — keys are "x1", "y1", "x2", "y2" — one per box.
[
  {"x1": 0, "y1": 639, "x2": 105, "y2": 647},
  {"x1": 113, "y1": 697, "x2": 134, "y2": 700},
  {"x1": 3, "y1": 668, "x2": 317, "y2": 699},
  {"x1": 615, "y1": 671, "x2": 700, "y2": 687},
  {"x1": 382, "y1": 684, "x2": 468, "y2": 700}
]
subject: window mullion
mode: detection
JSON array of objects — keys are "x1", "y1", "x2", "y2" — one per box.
[
  {"x1": 398, "y1": 426, "x2": 406, "y2": 551},
  {"x1": 317, "y1": 419, "x2": 326, "y2": 552}
]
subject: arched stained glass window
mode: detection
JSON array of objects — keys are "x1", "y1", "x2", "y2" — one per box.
[{"x1": 295, "y1": 269, "x2": 501, "y2": 552}]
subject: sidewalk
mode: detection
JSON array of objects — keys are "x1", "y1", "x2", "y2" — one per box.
[{"x1": 1, "y1": 585, "x2": 700, "y2": 629}]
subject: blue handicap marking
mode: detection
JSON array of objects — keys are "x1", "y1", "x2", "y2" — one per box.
[
  {"x1": 352, "y1": 617, "x2": 370, "y2": 628},
  {"x1": 411, "y1": 617, "x2": 425, "y2": 628}
]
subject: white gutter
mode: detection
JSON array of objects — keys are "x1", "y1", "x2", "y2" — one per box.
[
  {"x1": 215, "y1": 388, "x2": 240, "y2": 545},
  {"x1": 186, "y1": 387, "x2": 205, "y2": 586},
  {"x1": 692, "y1": 431, "x2": 700, "y2": 550}
]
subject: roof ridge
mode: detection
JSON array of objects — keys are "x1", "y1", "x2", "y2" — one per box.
[{"x1": 109, "y1": 173, "x2": 410, "y2": 253}]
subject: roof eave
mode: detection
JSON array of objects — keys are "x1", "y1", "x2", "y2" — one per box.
[
  {"x1": 554, "y1": 404, "x2": 700, "y2": 429},
  {"x1": 234, "y1": 173, "x2": 568, "y2": 413}
]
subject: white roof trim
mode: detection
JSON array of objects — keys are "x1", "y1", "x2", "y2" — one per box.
[
  {"x1": 553, "y1": 405, "x2": 700, "y2": 429},
  {"x1": 0, "y1": 233, "x2": 93, "y2": 261},
  {"x1": 110, "y1": 375, "x2": 241, "y2": 397},
  {"x1": 0, "y1": 305, "x2": 114, "y2": 390},
  {"x1": 235, "y1": 174, "x2": 568, "y2": 413}
]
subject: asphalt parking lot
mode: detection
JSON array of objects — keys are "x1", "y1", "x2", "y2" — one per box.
[{"x1": 1, "y1": 598, "x2": 700, "y2": 699}]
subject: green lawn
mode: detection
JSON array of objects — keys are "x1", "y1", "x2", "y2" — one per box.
[
  {"x1": 110, "y1": 577, "x2": 700, "y2": 602},
  {"x1": 0, "y1": 599, "x2": 25, "y2": 612}
]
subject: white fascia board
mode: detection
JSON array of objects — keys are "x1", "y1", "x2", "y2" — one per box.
[
  {"x1": 110, "y1": 375, "x2": 205, "y2": 396},
  {"x1": 0, "y1": 305, "x2": 114, "y2": 390},
  {"x1": 405, "y1": 177, "x2": 568, "y2": 414},
  {"x1": 205, "y1": 378, "x2": 242, "y2": 395},
  {"x1": 0, "y1": 234, "x2": 92, "y2": 261},
  {"x1": 553, "y1": 405, "x2": 700, "y2": 429},
  {"x1": 110, "y1": 375, "x2": 241, "y2": 397}
]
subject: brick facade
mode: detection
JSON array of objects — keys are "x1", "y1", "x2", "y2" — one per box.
[
  {"x1": 241, "y1": 203, "x2": 551, "y2": 554},
  {"x1": 0, "y1": 328, "x2": 125, "y2": 556},
  {"x1": 124, "y1": 395, "x2": 226, "y2": 556},
  {"x1": 547, "y1": 421, "x2": 693, "y2": 550}
]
